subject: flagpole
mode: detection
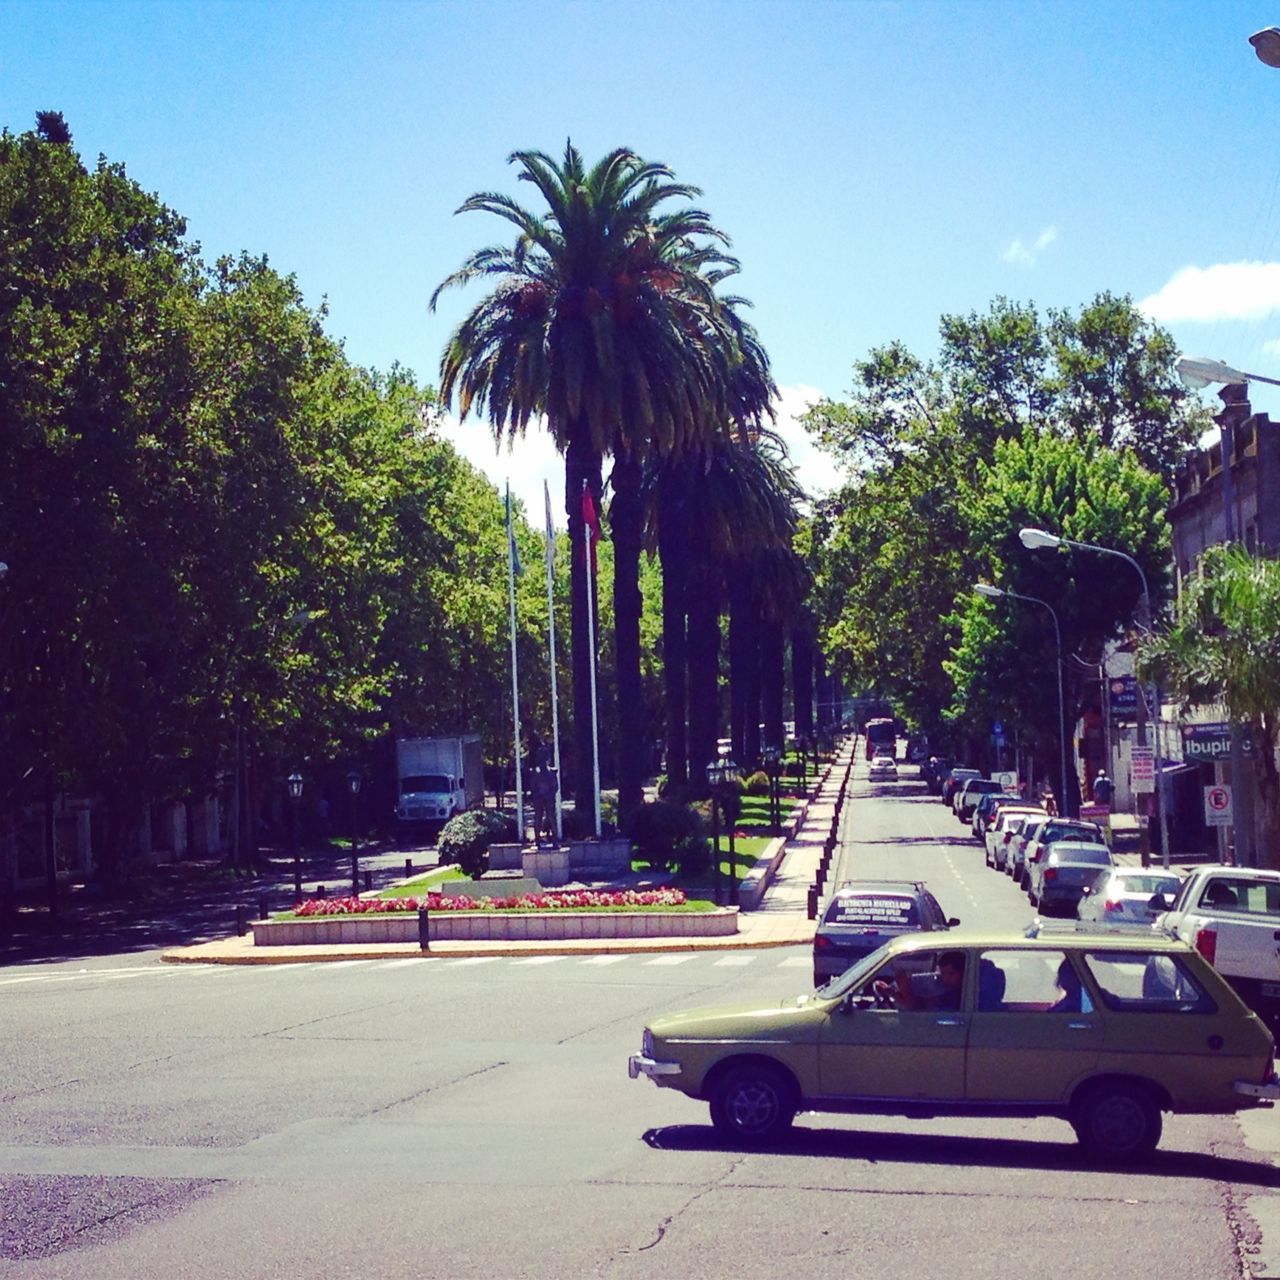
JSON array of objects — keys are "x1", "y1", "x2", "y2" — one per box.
[
  {"x1": 506, "y1": 483, "x2": 525, "y2": 843},
  {"x1": 583, "y1": 482, "x2": 602, "y2": 837},
  {"x1": 544, "y1": 481, "x2": 563, "y2": 842}
]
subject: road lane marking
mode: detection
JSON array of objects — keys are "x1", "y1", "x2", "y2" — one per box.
[
  {"x1": 712, "y1": 956, "x2": 756, "y2": 967},
  {"x1": 778, "y1": 956, "x2": 810, "y2": 968},
  {"x1": 643, "y1": 955, "x2": 695, "y2": 966},
  {"x1": 445, "y1": 957, "x2": 501, "y2": 967},
  {"x1": 510, "y1": 956, "x2": 564, "y2": 966},
  {"x1": 578, "y1": 956, "x2": 628, "y2": 966}
]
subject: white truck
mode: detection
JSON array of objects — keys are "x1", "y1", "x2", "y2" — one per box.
[
  {"x1": 1156, "y1": 866, "x2": 1280, "y2": 1031},
  {"x1": 395, "y1": 735, "x2": 484, "y2": 836}
]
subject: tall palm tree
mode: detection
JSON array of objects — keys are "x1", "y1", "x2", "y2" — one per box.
[
  {"x1": 432, "y1": 144, "x2": 741, "y2": 829},
  {"x1": 670, "y1": 428, "x2": 801, "y2": 790}
]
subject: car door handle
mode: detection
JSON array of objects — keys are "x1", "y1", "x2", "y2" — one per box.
[
  {"x1": 1067, "y1": 1021, "x2": 1095, "y2": 1031},
  {"x1": 935, "y1": 1017, "x2": 966, "y2": 1027}
]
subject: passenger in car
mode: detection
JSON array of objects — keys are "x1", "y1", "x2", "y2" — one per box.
[{"x1": 1050, "y1": 959, "x2": 1085, "y2": 1013}]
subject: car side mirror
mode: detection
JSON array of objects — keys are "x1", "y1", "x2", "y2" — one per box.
[
  {"x1": 947, "y1": 917, "x2": 961, "y2": 927},
  {"x1": 1080, "y1": 886, "x2": 1092, "y2": 897}
]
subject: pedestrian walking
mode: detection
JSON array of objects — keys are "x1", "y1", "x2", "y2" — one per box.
[
  {"x1": 1092, "y1": 770, "x2": 1113, "y2": 805},
  {"x1": 1042, "y1": 788, "x2": 1058, "y2": 818}
]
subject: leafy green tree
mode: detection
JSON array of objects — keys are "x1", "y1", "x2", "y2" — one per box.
[
  {"x1": 1141, "y1": 545, "x2": 1280, "y2": 865},
  {"x1": 946, "y1": 429, "x2": 1170, "y2": 804},
  {"x1": 805, "y1": 292, "x2": 1202, "y2": 747}
]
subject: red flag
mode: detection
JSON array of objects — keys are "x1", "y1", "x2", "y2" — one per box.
[{"x1": 581, "y1": 481, "x2": 601, "y2": 576}]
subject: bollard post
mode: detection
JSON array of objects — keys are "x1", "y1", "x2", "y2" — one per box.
[
  {"x1": 363, "y1": 870, "x2": 372, "y2": 892},
  {"x1": 808, "y1": 885, "x2": 818, "y2": 919},
  {"x1": 235, "y1": 904, "x2": 248, "y2": 936},
  {"x1": 258, "y1": 894, "x2": 269, "y2": 921},
  {"x1": 405, "y1": 857, "x2": 413, "y2": 879},
  {"x1": 418, "y1": 904, "x2": 430, "y2": 951}
]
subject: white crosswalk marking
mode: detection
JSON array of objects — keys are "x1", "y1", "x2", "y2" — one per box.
[
  {"x1": 375, "y1": 958, "x2": 433, "y2": 969},
  {"x1": 445, "y1": 956, "x2": 501, "y2": 967},
  {"x1": 712, "y1": 956, "x2": 756, "y2": 967},
  {"x1": 510, "y1": 956, "x2": 564, "y2": 966},
  {"x1": 778, "y1": 956, "x2": 811, "y2": 968},
  {"x1": 578, "y1": 955, "x2": 628, "y2": 966},
  {"x1": 643, "y1": 955, "x2": 695, "y2": 966}
]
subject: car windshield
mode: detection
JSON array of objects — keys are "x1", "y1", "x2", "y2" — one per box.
[
  {"x1": 402, "y1": 774, "x2": 451, "y2": 791},
  {"x1": 1044, "y1": 822, "x2": 1099, "y2": 843},
  {"x1": 1053, "y1": 845, "x2": 1112, "y2": 865},
  {"x1": 825, "y1": 894, "x2": 919, "y2": 928},
  {"x1": 1117, "y1": 874, "x2": 1180, "y2": 896},
  {"x1": 816, "y1": 943, "x2": 894, "y2": 997}
]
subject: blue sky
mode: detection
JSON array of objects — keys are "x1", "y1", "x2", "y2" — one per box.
[{"x1": 7, "y1": 0, "x2": 1280, "y2": 519}]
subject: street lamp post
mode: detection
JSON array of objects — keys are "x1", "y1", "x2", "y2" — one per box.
[
  {"x1": 346, "y1": 769, "x2": 362, "y2": 896},
  {"x1": 1174, "y1": 355, "x2": 1273, "y2": 866},
  {"x1": 287, "y1": 771, "x2": 304, "y2": 902},
  {"x1": 1019, "y1": 527, "x2": 1172, "y2": 868},
  {"x1": 974, "y1": 584, "x2": 1068, "y2": 812}
]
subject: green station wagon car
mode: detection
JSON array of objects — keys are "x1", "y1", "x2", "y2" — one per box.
[{"x1": 628, "y1": 926, "x2": 1280, "y2": 1160}]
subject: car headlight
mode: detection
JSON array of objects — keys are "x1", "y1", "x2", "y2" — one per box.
[{"x1": 642, "y1": 1028, "x2": 655, "y2": 1058}]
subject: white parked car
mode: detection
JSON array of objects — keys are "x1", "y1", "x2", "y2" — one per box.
[
  {"x1": 1078, "y1": 869, "x2": 1182, "y2": 926},
  {"x1": 985, "y1": 807, "x2": 1046, "y2": 870},
  {"x1": 868, "y1": 754, "x2": 898, "y2": 782}
]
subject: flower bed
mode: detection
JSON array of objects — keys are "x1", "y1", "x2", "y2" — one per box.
[{"x1": 293, "y1": 887, "x2": 688, "y2": 917}]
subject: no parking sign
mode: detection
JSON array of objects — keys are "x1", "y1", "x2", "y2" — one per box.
[{"x1": 1204, "y1": 785, "x2": 1233, "y2": 827}]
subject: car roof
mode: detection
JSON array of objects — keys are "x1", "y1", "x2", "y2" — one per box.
[
  {"x1": 1048, "y1": 842, "x2": 1112, "y2": 856},
  {"x1": 835, "y1": 879, "x2": 925, "y2": 894},
  {"x1": 881, "y1": 928, "x2": 1193, "y2": 956}
]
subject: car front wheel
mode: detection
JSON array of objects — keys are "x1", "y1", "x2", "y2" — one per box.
[
  {"x1": 1071, "y1": 1083, "x2": 1162, "y2": 1161},
  {"x1": 709, "y1": 1064, "x2": 796, "y2": 1143}
]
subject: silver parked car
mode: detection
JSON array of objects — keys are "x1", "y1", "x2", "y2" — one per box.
[
  {"x1": 1028, "y1": 841, "x2": 1115, "y2": 914},
  {"x1": 1078, "y1": 869, "x2": 1183, "y2": 925}
]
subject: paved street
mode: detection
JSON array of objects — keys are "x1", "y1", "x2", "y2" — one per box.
[{"x1": 3, "y1": 758, "x2": 1280, "y2": 1278}]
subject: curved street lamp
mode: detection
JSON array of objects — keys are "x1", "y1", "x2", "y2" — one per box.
[
  {"x1": 1017, "y1": 528, "x2": 1172, "y2": 868},
  {"x1": 974, "y1": 584, "x2": 1068, "y2": 809},
  {"x1": 1250, "y1": 27, "x2": 1280, "y2": 68}
]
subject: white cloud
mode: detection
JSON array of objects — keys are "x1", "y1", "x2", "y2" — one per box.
[
  {"x1": 770, "y1": 383, "x2": 835, "y2": 500},
  {"x1": 432, "y1": 380, "x2": 834, "y2": 527},
  {"x1": 434, "y1": 411, "x2": 566, "y2": 528},
  {"x1": 1001, "y1": 225, "x2": 1058, "y2": 268},
  {"x1": 1139, "y1": 261, "x2": 1280, "y2": 323},
  {"x1": 1261, "y1": 337, "x2": 1280, "y2": 357}
]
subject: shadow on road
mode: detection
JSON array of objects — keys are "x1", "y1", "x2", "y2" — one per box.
[
  {"x1": 643, "y1": 1122, "x2": 1280, "y2": 1186},
  {"x1": 0, "y1": 845, "x2": 431, "y2": 968}
]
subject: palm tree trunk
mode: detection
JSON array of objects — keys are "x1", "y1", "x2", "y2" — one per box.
[
  {"x1": 687, "y1": 551, "x2": 720, "y2": 796},
  {"x1": 792, "y1": 625, "x2": 814, "y2": 740},
  {"x1": 565, "y1": 433, "x2": 602, "y2": 834},
  {"x1": 610, "y1": 453, "x2": 645, "y2": 831},
  {"x1": 728, "y1": 572, "x2": 752, "y2": 763},
  {"x1": 657, "y1": 468, "x2": 689, "y2": 791},
  {"x1": 761, "y1": 619, "x2": 785, "y2": 751}
]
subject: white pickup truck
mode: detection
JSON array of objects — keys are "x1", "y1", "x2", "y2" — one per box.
[{"x1": 1156, "y1": 866, "x2": 1280, "y2": 1031}]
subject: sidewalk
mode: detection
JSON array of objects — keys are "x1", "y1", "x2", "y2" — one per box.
[{"x1": 161, "y1": 747, "x2": 853, "y2": 966}]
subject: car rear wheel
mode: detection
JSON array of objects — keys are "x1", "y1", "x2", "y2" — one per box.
[
  {"x1": 709, "y1": 1064, "x2": 796, "y2": 1143},
  {"x1": 1071, "y1": 1083, "x2": 1162, "y2": 1161}
]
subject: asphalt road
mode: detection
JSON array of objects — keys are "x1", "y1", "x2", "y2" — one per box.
[{"x1": 1, "y1": 761, "x2": 1277, "y2": 1278}]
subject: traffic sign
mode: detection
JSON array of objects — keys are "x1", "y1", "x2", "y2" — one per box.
[{"x1": 1204, "y1": 785, "x2": 1233, "y2": 827}]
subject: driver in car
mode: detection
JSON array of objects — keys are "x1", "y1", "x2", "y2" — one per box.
[{"x1": 873, "y1": 951, "x2": 966, "y2": 1011}]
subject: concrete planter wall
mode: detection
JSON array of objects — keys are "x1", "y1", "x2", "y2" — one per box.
[{"x1": 253, "y1": 906, "x2": 738, "y2": 947}]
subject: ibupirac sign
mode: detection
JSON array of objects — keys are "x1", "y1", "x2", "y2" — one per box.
[{"x1": 1181, "y1": 722, "x2": 1254, "y2": 762}]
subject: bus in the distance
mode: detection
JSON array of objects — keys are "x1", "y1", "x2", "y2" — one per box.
[{"x1": 864, "y1": 716, "x2": 898, "y2": 761}]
